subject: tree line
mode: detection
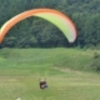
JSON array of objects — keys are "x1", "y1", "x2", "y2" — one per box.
[{"x1": 0, "y1": 0, "x2": 100, "y2": 48}]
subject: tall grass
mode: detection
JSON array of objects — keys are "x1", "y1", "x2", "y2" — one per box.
[{"x1": 0, "y1": 48, "x2": 96, "y2": 71}]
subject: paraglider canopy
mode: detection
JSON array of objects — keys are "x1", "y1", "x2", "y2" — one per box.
[{"x1": 0, "y1": 8, "x2": 77, "y2": 43}]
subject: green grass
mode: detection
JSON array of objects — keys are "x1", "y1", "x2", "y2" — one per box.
[{"x1": 0, "y1": 48, "x2": 100, "y2": 100}]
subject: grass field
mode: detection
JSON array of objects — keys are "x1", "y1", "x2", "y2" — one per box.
[{"x1": 0, "y1": 48, "x2": 100, "y2": 100}]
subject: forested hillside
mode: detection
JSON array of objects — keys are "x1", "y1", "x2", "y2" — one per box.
[{"x1": 0, "y1": 0, "x2": 100, "y2": 48}]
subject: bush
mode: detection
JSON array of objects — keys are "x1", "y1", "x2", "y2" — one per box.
[{"x1": 90, "y1": 52, "x2": 100, "y2": 71}]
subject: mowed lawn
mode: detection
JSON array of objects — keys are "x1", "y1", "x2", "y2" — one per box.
[{"x1": 0, "y1": 48, "x2": 100, "y2": 100}]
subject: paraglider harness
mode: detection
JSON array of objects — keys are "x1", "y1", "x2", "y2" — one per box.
[{"x1": 40, "y1": 79, "x2": 48, "y2": 89}]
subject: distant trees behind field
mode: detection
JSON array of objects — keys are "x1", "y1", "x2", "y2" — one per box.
[{"x1": 0, "y1": 0, "x2": 100, "y2": 48}]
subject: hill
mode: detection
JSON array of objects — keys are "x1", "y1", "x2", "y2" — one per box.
[
  {"x1": 0, "y1": 48, "x2": 100, "y2": 100},
  {"x1": 0, "y1": 48, "x2": 100, "y2": 75}
]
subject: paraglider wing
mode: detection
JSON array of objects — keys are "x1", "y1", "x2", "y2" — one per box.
[{"x1": 0, "y1": 8, "x2": 77, "y2": 43}]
